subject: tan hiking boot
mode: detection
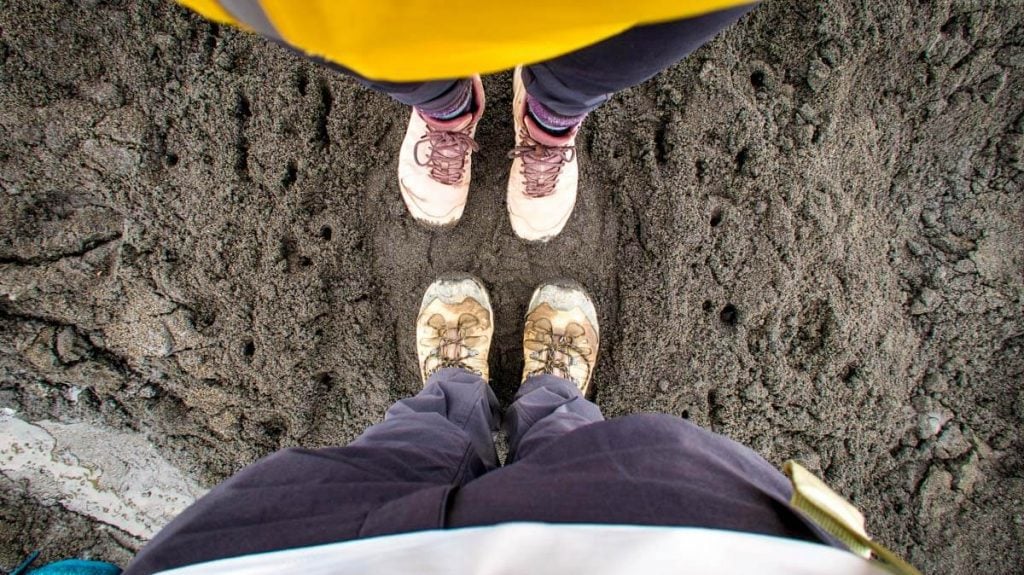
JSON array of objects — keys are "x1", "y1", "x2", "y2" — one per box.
[
  {"x1": 507, "y1": 66, "x2": 580, "y2": 242},
  {"x1": 522, "y1": 280, "x2": 599, "y2": 395},
  {"x1": 398, "y1": 76, "x2": 485, "y2": 227},
  {"x1": 416, "y1": 274, "x2": 494, "y2": 383}
]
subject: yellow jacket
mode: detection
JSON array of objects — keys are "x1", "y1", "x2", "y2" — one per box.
[{"x1": 178, "y1": 0, "x2": 756, "y2": 81}]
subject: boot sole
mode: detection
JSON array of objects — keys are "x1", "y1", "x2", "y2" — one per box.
[
  {"x1": 399, "y1": 179, "x2": 467, "y2": 230},
  {"x1": 508, "y1": 207, "x2": 573, "y2": 243}
]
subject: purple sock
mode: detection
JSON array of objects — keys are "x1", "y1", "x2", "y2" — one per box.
[
  {"x1": 526, "y1": 94, "x2": 586, "y2": 135},
  {"x1": 420, "y1": 80, "x2": 474, "y2": 120}
]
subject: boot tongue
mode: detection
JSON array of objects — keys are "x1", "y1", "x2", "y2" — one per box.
[
  {"x1": 524, "y1": 113, "x2": 575, "y2": 147},
  {"x1": 439, "y1": 327, "x2": 464, "y2": 363},
  {"x1": 421, "y1": 109, "x2": 474, "y2": 132}
]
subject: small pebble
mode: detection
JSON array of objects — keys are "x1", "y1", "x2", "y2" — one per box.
[
  {"x1": 935, "y1": 425, "x2": 970, "y2": 459},
  {"x1": 919, "y1": 287, "x2": 940, "y2": 308},
  {"x1": 657, "y1": 380, "x2": 670, "y2": 393},
  {"x1": 917, "y1": 412, "x2": 944, "y2": 439},
  {"x1": 699, "y1": 60, "x2": 716, "y2": 82},
  {"x1": 64, "y1": 386, "x2": 82, "y2": 403},
  {"x1": 806, "y1": 59, "x2": 831, "y2": 92},
  {"x1": 911, "y1": 288, "x2": 941, "y2": 315}
]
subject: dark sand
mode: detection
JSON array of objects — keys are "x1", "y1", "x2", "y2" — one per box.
[{"x1": 1, "y1": 1, "x2": 1022, "y2": 573}]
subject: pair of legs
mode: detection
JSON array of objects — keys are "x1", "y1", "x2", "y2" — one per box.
[
  {"x1": 355, "y1": 5, "x2": 755, "y2": 117},
  {"x1": 126, "y1": 276, "x2": 832, "y2": 575},
  {"x1": 313, "y1": 6, "x2": 756, "y2": 240}
]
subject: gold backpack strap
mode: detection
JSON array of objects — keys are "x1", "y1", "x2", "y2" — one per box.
[{"x1": 783, "y1": 461, "x2": 922, "y2": 575}]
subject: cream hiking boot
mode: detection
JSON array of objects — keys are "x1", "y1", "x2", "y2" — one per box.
[
  {"x1": 507, "y1": 66, "x2": 580, "y2": 242},
  {"x1": 399, "y1": 76, "x2": 485, "y2": 227},
  {"x1": 416, "y1": 274, "x2": 494, "y2": 384},
  {"x1": 522, "y1": 280, "x2": 600, "y2": 396}
]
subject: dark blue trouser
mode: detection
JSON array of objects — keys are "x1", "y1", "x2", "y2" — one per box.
[
  {"x1": 321, "y1": 5, "x2": 757, "y2": 116},
  {"x1": 125, "y1": 367, "x2": 834, "y2": 575}
]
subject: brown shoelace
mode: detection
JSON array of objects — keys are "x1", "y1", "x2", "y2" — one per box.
[
  {"x1": 508, "y1": 132, "x2": 576, "y2": 198},
  {"x1": 421, "y1": 313, "x2": 485, "y2": 376},
  {"x1": 414, "y1": 128, "x2": 479, "y2": 186},
  {"x1": 524, "y1": 318, "x2": 592, "y2": 384}
]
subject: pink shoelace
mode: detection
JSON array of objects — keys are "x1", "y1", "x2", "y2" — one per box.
[
  {"x1": 507, "y1": 131, "x2": 576, "y2": 198},
  {"x1": 414, "y1": 127, "x2": 479, "y2": 186}
]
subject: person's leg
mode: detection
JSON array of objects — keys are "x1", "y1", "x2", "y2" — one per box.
[
  {"x1": 213, "y1": 1, "x2": 472, "y2": 116},
  {"x1": 270, "y1": 43, "x2": 484, "y2": 226},
  {"x1": 126, "y1": 276, "x2": 500, "y2": 575},
  {"x1": 523, "y1": 4, "x2": 759, "y2": 119},
  {"x1": 450, "y1": 276, "x2": 835, "y2": 547},
  {"x1": 503, "y1": 280, "x2": 604, "y2": 460},
  {"x1": 450, "y1": 413, "x2": 838, "y2": 547},
  {"x1": 352, "y1": 367, "x2": 499, "y2": 470},
  {"x1": 504, "y1": 373, "x2": 603, "y2": 461},
  {"x1": 385, "y1": 78, "x2": 474, "y2": 119},
  {"x1": 316, "y1": 57, "x2": 475, "y2": 119},
  {"x1": 124, "y1": 368, "x2": 498, "y2": 575},
  {"x1": 506, "y1": 5, "x2": 758, "y2": 241}
]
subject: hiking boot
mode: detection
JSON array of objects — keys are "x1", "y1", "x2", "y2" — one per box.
[
  {"x1": 399, "y1": 76, "x2": 485, "y2": 227},
  {"x1": 416, "y1": 274, "x2": 493, "y2": 383},
  {"x1": 522, "y1": 280, "x2": 599, "y2": 395},
  {"x1": 507, "y1": 66, "x2": 580, "y2": 242}
]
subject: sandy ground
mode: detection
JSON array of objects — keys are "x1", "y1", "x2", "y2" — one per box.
[{"x1": 1, "y1": 0, "x2": 1022, "y2": 573}]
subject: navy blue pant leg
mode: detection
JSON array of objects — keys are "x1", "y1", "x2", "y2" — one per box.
[
  {"x1": 124, "y1": 368, "x2": 498, "y2": 575},
  {"x1": 306, "y1": 5, "x2": 758, "y2": 115},
  {"x1": 523, "y1": 4, "x2": 759, "y2": 115}
]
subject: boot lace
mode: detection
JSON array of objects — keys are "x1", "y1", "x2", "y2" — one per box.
[
  {"x1": 421, "y1": 312, "x2": 485, "y2": 376},
  {"x1": 508, "y1": 132, "x2": 576, "y2": 198},
  {"x1": 524, "y1": 318, "x2": 592, "y2": 384},
  {"x1": 414, "y1": 127, "x2": 479, "y2": 186}
]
